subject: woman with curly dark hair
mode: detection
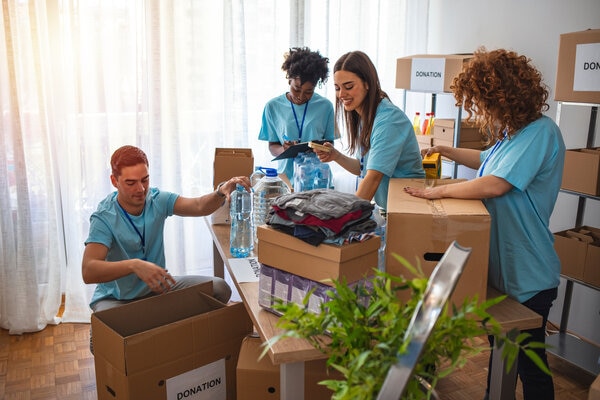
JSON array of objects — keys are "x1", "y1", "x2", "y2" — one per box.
[
  {"x1": 404, "y1": 48, "x2": 565, "y2": 399},
  {"x1": 258, "y1": 47, "x2": 335, "y2": 182}
]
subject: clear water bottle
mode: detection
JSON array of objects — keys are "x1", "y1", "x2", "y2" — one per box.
[
  {"x1": 253, "y1": 168, "x2": 291, "y2": 240},
  {"x1": 230, "y1": 184, "x2": 253, "y2": 258},
  {"x1": 250, "y1": 166, "x2": 266, "y2": 187}
]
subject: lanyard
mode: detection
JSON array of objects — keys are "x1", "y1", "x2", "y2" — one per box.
[
  {"x1": 117, "y1": 201, "x2": 145, "y2": 253},
  {"x1": 478, "y1": 133, "x2": 506, "y2": 177},
  {"x1": 289, "y1": 98, "x2": 309, "y2": 140}
]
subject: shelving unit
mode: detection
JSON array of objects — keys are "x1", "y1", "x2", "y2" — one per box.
[{"x1": 546, "y1": 101, "x2": 600, "y2": 376}]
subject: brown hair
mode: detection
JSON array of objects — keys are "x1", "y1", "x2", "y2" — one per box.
[
  {"x1": 333, "y1": 51, "x2": 388, "y2": 155},
  {"x1": 451, "y1": 47, "x2": 549, "y2": 144},
  {"x1": 110, "y1": 145, "x2": 148, "y2": 178}
]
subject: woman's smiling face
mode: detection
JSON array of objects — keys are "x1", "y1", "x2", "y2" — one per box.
[{"x1": 334, "y1": 70, "x2": 368, "y2": 116}]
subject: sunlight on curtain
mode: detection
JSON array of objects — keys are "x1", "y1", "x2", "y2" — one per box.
[{"x1": 1, "y1": 0, "x2": 421, "y2": 333}]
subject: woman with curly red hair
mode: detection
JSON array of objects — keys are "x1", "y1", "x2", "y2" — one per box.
[{"x1": 404, "y1": 48, "x2": 565, "y2": 399}]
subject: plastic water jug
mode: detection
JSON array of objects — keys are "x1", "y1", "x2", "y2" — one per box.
[
  {"x1": 252, "y1": 168, "x2": 290, "y2": 240},
  {"x1": 230, "y1": 184, "x2": 253, "y2": 258}
]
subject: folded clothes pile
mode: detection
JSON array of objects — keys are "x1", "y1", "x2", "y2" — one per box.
[{"x1": 267, "y1": 189, "x2": 378, "y2": 246}]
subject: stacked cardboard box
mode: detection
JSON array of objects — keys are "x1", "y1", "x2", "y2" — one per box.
[
  {"x1": 91, "y1": 283, "x2": 253, "y2": 400},
  {"x1": 385, "y1": 178, "x2": 490, "y2": 306},
  {"x1": 432, "y1": 118, "x2": 487, "y2": 152},
  {"x1": 395, "y1": 54, "x2": 473, "y2": 93}
]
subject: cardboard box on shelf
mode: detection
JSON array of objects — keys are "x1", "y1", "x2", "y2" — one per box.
[
  {"x1": 256, "y1": 225, "x2": 380, "y2": 286},
  {"x1": 385, "y1": 178, "x2": 490, "y2": 306},
  {"x1": 590, "y1": 372, "x2": 600, "y2": 400},
  {"x1": 554, "y1": 29, "x2": 600, "y2": 104},
  {"x1": 92, "y1": 283, "x2": 253, "y2": 400},
  {"x1": 236, "y1": 335, "x2": 339, "y2": 400},
  {"x1": 432, "y1": 118, "x2": 483, "y2": 143},
  {"x1": 415, "y1": 134, "x2": 433, "y2": 151},
  {"x1": 554, "y1": 225, "x2": 600, "y2": 288},
  {"x1": 212, "y1": 148, "x2": 254, "y2": 225},
  {"x1": 396, "y1": 54, "x2": 472, "y2": 93},
  {"x1": 561, "y1": 148, "x2": 600, "y2": 196}
]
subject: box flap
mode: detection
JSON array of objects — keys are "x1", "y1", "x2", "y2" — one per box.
[{"x1": 213, "y1": 148, "x2": 254, "y2": 188}]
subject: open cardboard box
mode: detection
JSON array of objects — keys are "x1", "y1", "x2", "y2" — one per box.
[
  {"x1": 92, "y1": 283, "x2": 253, "y2": 400},
  {"x1": 554, "y1": 225, "x2": 600, "y2": 287},
  {"x1": 256, "y1": 225, "x2": 380, "y2": 286},
  {"x1": 385, "y1": 178, "x2": 490, "y2": 306},
  {"x1": 211, "y1": 148, "x2": 254, "y2": 225}
]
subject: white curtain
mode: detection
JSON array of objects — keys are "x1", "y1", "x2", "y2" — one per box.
[{"x1": 0, "y1": 0, "x2": 423, "y2": 334}]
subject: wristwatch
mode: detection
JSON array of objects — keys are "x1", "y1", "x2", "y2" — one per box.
[{"x1": 216, "y1": 182, "x2": 226, "y2": 198}]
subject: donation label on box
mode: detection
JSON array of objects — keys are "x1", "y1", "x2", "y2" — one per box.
[
  {"x1": 167, "y1": 359, "x2": 226, "y2": 400},
  {"x1": 574, "y1": 43, "x2": 600, "y2": 92},
  {"x1": 410, "y1": 57, "x2": 446, "y2": 92}
]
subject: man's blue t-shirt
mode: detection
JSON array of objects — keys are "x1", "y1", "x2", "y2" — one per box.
[
  {"x1": 479, "y1": 115, "x2": 565, "y2": 302},
  {"x1": 85, "y1": 188, "x2": 178, "y2": 306}
]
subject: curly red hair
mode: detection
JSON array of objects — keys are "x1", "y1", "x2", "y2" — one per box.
[{"x1": 451, "y1": 47, "x2": 549, "y2": 144}]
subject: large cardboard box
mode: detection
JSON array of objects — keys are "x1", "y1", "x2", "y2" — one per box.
[
  {"x1": 256, "y1": 225, "x2": 380, "y2": 286},
  {"x1": 561, "y1": 148, "x2": 600, "y2": 196},
  {"x1": 212, "y1": 148, "x2": 254, "y2": 225},
  {"x1": 385, "y1": 178, "x2": 490, "y2": 306},
  {"x1": 554, "y1": 225, "x2": 600, "y2": 287},
  {"x1": 236, "y1": 335, "x2": 339, "y2": 400},
  {"x1": 396, "y1": 54, "x2": 472, "y2": 93},
  {"x1": 554, "y1": 29, "x2": 600, "y2": 104},
  {"x1": 92, "y1": 284, "x2": 253, "y2": 400}
]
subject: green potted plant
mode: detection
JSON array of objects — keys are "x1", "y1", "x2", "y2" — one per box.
[{"x1": 264, "y1": 253, "x2": 550, "y2": 400}]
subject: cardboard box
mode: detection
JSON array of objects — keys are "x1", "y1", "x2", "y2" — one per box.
[
  {"x1": 415, "y1": 134, "x2": 433, "y2": 151},
  {"x1": 92, "y1": 284, "x2": 253, "y2": 400},
  {"x1": 396, "y1": 54, "x2": 472, "y2": 93},
  {"x1": 385, "y1": 178, "x2": 490, "y2": 306},
  {"x1": 554, "y1": 29, "x2": 600, "y2": 104},
  {"x1": 212, "y1": 148, "x2": 254, "y2": 225},
  {"x1": 561, "y1": 148, "x2": 600, "y2": 196},
  {"x1": 554, "y1": 225, "x2": 600, "y2": 287},
  {"x1": 258, "y1": 264, "x2": 371, "y2": 316},
  {"x1": 433, "y1": 118, "x2": 483, "y2": 143},
  {"x1": 590, "y1": 372, "x2": 600, "y2": 400},
  {"x1": 236, "y1": 335, "x2": 339, "y2": 400},
  {"x1": 256, "y1": 225, "x2": 380, "y2": 286}
]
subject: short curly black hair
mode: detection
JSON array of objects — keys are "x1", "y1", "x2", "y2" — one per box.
[{"x1": 281, "y1": 47, "x2": 329, "y2": 87}]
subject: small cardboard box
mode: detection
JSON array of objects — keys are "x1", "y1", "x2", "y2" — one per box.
[
  {"x1": 554, "y1": 225, "x2": 600, "y2": 287},
  {"x1": 385, "y1": 178, "x2": 490, "y2": 306},
  {"x1": 396, "y1": 54, "x2": 472, "y2": 93},
  {"x1": 92, "y1": 284, "x2": 253, "y2": 400},
  {"x1": 236, "y1": 335, "x2": 339, "y2": 400},
  {"x1": 590, "y1": 372, "x2": 600, "y2": 400},
  {"x1": 561, "y1": 148, "x2": 600, "y2": 196},
  {"x1": 212, "y1": 148, "x2": 254, "y2": 225},
  {"x1": 433, "y1": 118, "x2": 483, "y2": 143},
  {"x1": 554, "y1": 29, "x2": 600, "y2": 104},
  {"x1": 256, "y1": 225, "x2": 380, "y2": 286}
]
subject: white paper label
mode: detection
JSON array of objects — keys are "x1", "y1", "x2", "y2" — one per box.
[
  {"x1": 166, "y1": 358, "x2": 227, "y2": 400},
  {"x1": 228, "y1": 256, "x2": 260, "y2": 282},
  {"x1": 573, "y1": 42, "x2": 600, "y2": 92},
  {"x1": 410, "y1": 58, "x2": 446, "y2": 92}
]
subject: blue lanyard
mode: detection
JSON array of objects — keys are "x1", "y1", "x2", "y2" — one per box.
[
  {"x1": 478, "y1": 133, "x2": 506, "y2": 177},
  {"x1": 289, "y1": 98, "x2": 309, "y2": 140},
  {"x1": 117, "y1": 201, "x2": 145, "y2": 253}
]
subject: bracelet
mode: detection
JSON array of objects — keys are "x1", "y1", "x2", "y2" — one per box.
[{"x1": 215, "y1": 182, "x2": 226, "y2": 198}]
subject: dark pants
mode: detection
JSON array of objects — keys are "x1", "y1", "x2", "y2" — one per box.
[{"x1": 486, "y1": 287, "x2": 557, "y2": 400}]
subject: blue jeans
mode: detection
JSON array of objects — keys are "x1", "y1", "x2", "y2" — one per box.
[{"x1": 486, "y1": 287, "x2": 558, "y2": 400}]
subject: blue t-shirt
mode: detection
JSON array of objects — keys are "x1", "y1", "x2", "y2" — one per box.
[
  {"x1": 85, "y1": 188, "x2": 178, "y2": 306},
  {"x1": 479, "y1": 115, "x2": 565, "y2": 302},
  {"x1": 258, "y1": 92, "x2": 335, "y2": 181},
  {"x1": 360, "y1": 98, "x2": 425, "y2": 209}
]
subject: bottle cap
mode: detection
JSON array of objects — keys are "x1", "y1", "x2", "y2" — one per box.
[{"x1": 262, "y1": 168, "x2": 278, "y2": 177}]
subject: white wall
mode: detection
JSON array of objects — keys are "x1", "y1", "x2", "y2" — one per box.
[{"x1": 426, "y1": 0, "x2": 600, "y2": 344}]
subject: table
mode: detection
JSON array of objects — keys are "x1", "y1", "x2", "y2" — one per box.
[{"x1": 205, "y1": 218, "x2": 542, "y2": 400}]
